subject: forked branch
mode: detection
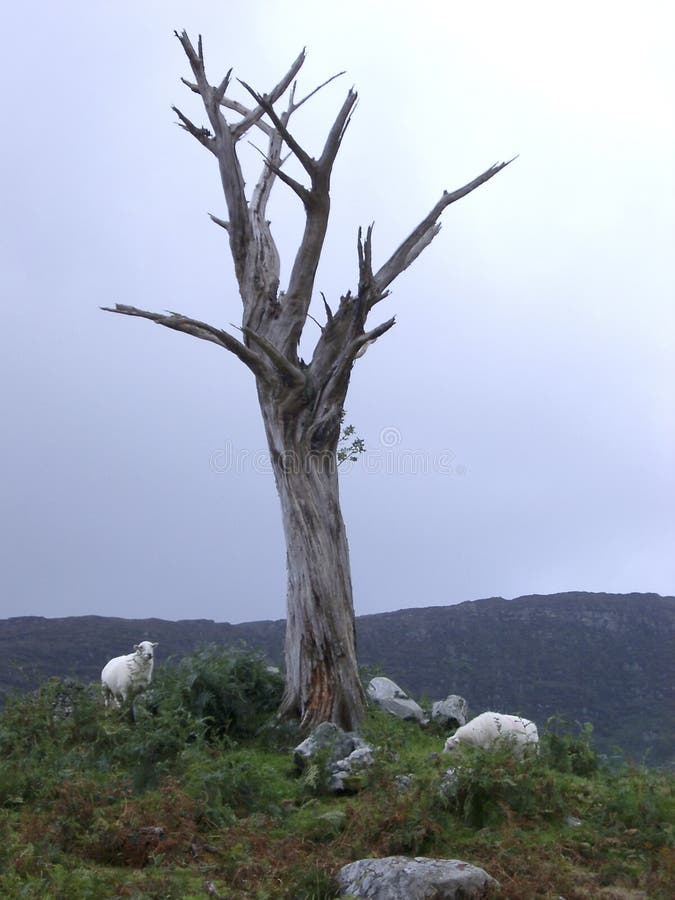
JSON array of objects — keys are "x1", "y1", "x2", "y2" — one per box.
[
  {"x1": 310, "y1": 158, "x2": 514, "y2": 382},
  {"x1": 232, "y1": 49, "x2": 306, "y2": 141},
  {"x1": 241, "y1": 327, "x2": 306, "y2": 387},
  {"x1": 238, "y1": 81, "x2": 317, "y2": 179}
]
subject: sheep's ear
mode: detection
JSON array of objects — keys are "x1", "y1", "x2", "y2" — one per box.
[
  {"x1": 152, "y1": 642, "x2": 158, "y2": 648},
  {"x1": 133, "y1": 644, "x2": 140, "y2": 651}
]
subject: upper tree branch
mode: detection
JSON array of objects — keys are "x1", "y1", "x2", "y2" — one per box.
[
  {"x1": 180, "y1": 48, "x2": 321, "y2": 144},
  {"x1": 318, "y1": 88, "x2": 357, "y2": 170},
  {"x1": 309, "y1": 160, "x2": 513, "y2": 384},
  {"x1": 248, "y1": 139, "x2": 310, "y2": 205},
  {"x1": 291, "y1": 71, "x2": 346, "y2": 112},
  {"x1": 232, "y1": 49, "x2": 306, "y2": 141},
  {"x1": 346, "y1": 316, "x2": 396, "y2": 364},
  {"x1": 172, "y1": 106, "x2": 215, "y2": 152},
  {"x1": 180, "y1": 80, "x2": 275, "y2": 138},
  {"x1": 238, "y1": 81, "x2": 317, "y2": 180},
  {"x1": 372, "y1": 159, "x2": 515, "y2": 302},
  {"x1": 236, "y1": 80, "x2": 358, "y2": 354},
  {"x1": 174, "y1": 31, "x2": 251, "y2": 276}
]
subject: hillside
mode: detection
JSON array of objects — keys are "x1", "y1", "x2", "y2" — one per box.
[
  {"x1": 2, "y1": 655, "x2": 672, "y2": 897},
  {"x1": 2, "y1": 591, "x2": 673, "y2": 765}
]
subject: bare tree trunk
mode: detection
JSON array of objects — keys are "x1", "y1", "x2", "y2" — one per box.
[
  {"x1": 257, "y1": 380, "x2": 365, "y2": 729},
  {"x1": 103, "y1": 34, "x2": 511, "y2": 732}
]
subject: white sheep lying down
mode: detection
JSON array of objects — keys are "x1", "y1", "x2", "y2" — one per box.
[
  {"x1": 101, "y1": 641, "x2": 158, "y2": 706},
  {"x1": 444, "y1": 711, "x2": 539, "y2": 757}
]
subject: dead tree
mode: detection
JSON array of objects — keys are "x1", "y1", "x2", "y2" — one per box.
[{"x1": 104, "y1": 33, "x2": 511, "y2": 731}]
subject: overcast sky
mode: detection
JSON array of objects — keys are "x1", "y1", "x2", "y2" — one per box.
[{"x1": 2, "y1": 1, "x2": 673, "y2": 624}]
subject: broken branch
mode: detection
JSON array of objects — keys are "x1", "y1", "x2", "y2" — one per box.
[{"x1": 172, "y1": 106, "x2": 214, "y2": 151}]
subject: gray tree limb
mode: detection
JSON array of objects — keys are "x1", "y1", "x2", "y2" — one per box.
[
  {"x1": 101, "y1": 304, "x2": 268, "y2": 379},
  {"x1": 372, "y1": 159, "x2": 515, "y2": 300}
]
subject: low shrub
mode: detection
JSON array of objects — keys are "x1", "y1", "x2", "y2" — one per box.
[
  {"x1": 540, "y1": 716, "x2": 598, "y2": 776},
  {"x1": 437, "y1": 743, "x2": 564, "y2": 828},
  {"x1": 149, "y1": 644, "x2": 284, "y2": 742}
]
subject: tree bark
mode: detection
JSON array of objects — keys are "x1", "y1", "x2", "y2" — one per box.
[
  {"x1": 260, "y1": 395, "x2": 363, "y2": 729},
  {"x1": 103, "y1": 34, "x2": 511, "y2": 732}
]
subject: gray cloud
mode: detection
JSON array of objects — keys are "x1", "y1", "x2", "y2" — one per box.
[{"x1": 1, "y1": 1, "x2": 673, "y2": 622}]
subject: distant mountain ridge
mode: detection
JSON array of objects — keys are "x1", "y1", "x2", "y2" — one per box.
[{"x1": 1, "y1": 592, "x2": 673, "y2": 765}]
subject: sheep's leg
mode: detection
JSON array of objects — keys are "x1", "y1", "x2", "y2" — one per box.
[{"x1": 103, "y1": 688, "x2": 121, "y2": 709}]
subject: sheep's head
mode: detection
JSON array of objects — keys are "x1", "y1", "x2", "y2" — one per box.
[
  {"x1": 443, "y1": 736, "x2": 460, "y2": 753},
  {"x1": 134, "y1": 641, "x2": 158, "y2": 660}
]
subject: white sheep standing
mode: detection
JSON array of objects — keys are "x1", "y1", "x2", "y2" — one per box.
[
  {"x1": 443, "y1": 711, "x2": 539, "y2": 757},
  {"x1": 101, "y1": 641, "x2": 158, "y2": 707}
]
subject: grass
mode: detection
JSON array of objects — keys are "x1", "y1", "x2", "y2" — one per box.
[{"x1": 0, "y1": 647, "x2": 672, "y2": 898}]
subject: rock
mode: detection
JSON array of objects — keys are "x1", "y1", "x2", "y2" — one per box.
[
  {"x1": 293, "y1": 722, "x2": 358, "y2": 771},
  {"x1": 337, "y1": 856, "x2": 500, "y2": 898},
  {"x1": 333, "y1": 745, "x2": 375, "y2": 773},
  {"x1": 438, "y1": 767, "x2": 460, "y2": 802},
  {"x1": 367, "y1": 677, "x2": 427, "y2": 723},
  {"x1": 293, "y1": 722, "x2": 374, "y2": 793},
  {"x1": 394, "y1": 774, "x2": 414, "y2": 792},
  {"x1": 432, "y1": 695, "x2": 469, "y2": 729},
  {"x1": 50, "y1": 678, "x2": 91, "y2": 720},
  {"x1": 564, "y1": 815, "x2": 582, "y2": 828},
  {"x1": 328, "y1": 745, "x2": 376, "y2": 792}
]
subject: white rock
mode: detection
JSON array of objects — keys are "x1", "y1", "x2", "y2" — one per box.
[
  {"x1": 367, "y1": 677, "x2": 427, "y2": 723},
  {"x1": 432, "y1": 695, "x2": 469, "y2": 728},
  {"x1": 337, "y1": 856, "x2": 500, "y2": 899}
]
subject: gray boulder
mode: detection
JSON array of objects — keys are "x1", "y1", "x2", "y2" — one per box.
[
  {"x1": 432, "y1": 695, "x2": 469, "y2": 729},
  {"x1": 328, "y1": 745, "x2": 375, "y2": 792},
  {"x1": 367, "y1": 677, "x2": 427, "y2": 723},
  {"x1": 394, "y1": 773, "x2": 414, "y2": 792},
  {"x1": 293, "y1": 722, "x2": 356, "y2": 770},
  {"x1": 293, "y1": 722, "x2": 374, "y2": 792},
  {"x1": 438, "y1": 767, "x2": 460, "y2": 801},
  {"x1": 337, "y1": 856, "x2": 500, "y2": 898}
]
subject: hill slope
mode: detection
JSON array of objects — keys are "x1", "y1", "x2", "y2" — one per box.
[{"x1": 2, "y1": 592, "x2": 672, "y2": 764}]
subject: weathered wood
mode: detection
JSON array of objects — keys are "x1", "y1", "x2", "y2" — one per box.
[
  {"x1": 101, "y1": 305, "x2": 269, "y2": 378},
  {"x1": 104, "y1": 33, "x2": 511, "y2": 730},
  {"x1": 259, "y1": 396, "x2": 364, "y2": 730}
]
